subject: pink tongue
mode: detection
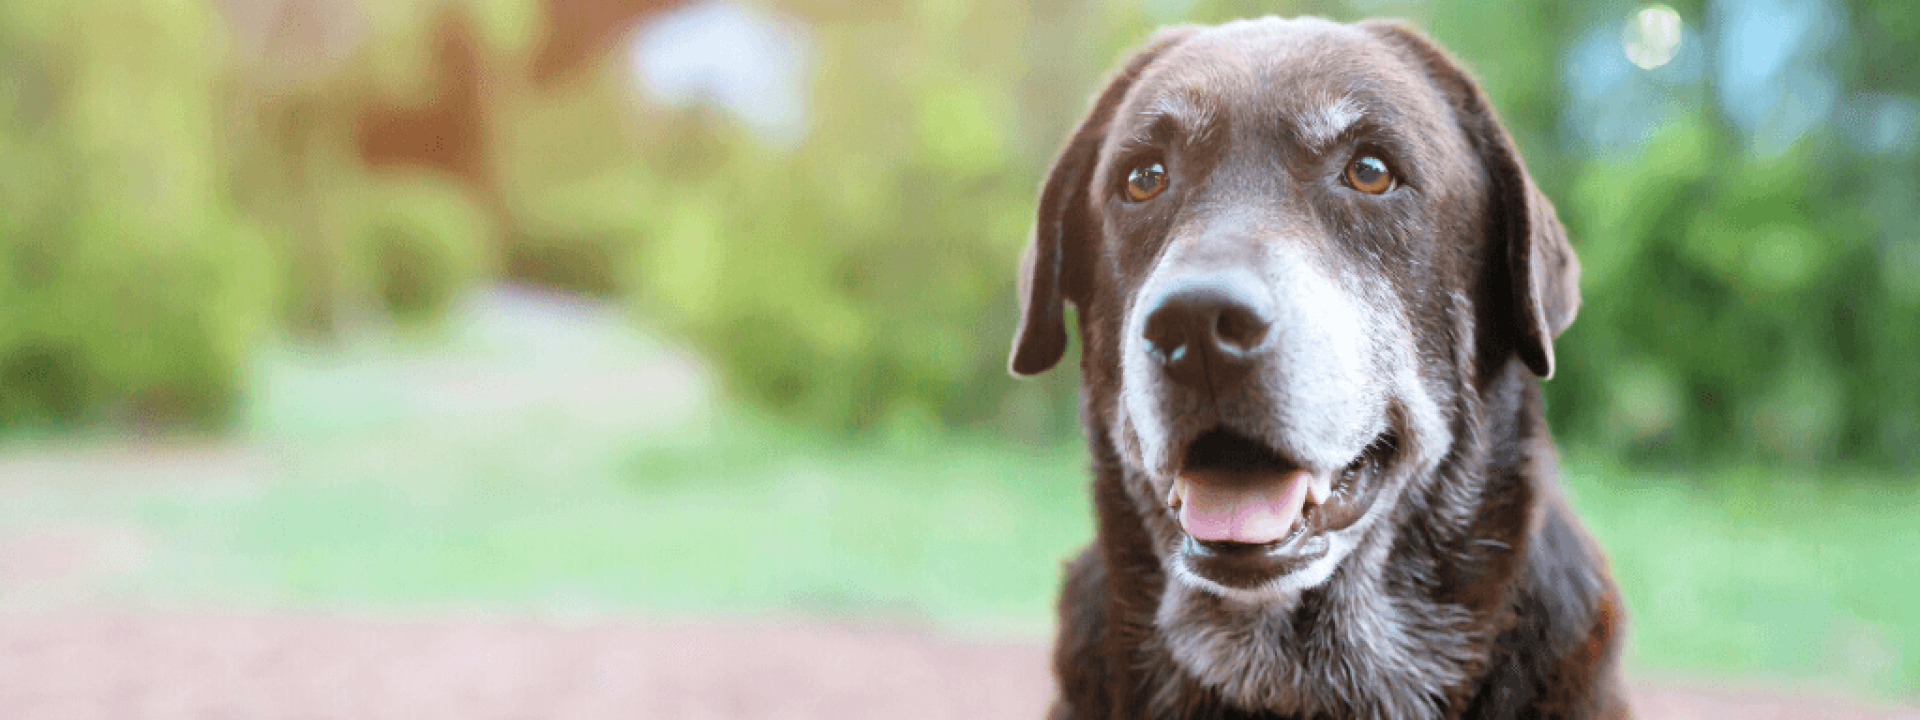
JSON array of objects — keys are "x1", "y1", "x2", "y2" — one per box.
[{"x1": 1178, "y1": 468, "x2": 1312, "y2": 544}]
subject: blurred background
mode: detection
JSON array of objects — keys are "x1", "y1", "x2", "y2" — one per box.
[{"x1": 1, "y1": 0, "x2": 1916, "y2": 716}]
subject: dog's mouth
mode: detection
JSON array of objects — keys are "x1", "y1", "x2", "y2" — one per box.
[{"x1": 1168, "y1": 428, "x2": 1393, "y2": 589}]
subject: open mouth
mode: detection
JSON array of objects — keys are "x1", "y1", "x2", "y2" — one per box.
[{"x1": 1167, "y1": 428, "x2": 1392, "y2": 588}]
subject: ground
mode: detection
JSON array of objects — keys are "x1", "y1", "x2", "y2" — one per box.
[{"x1": 3, "y1": 612, "x2": 1917, "y2": 719}]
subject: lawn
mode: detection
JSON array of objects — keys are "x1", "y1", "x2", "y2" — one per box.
[{"x1": 2, "y1": 289, "x2": 1914, "y2": 700}]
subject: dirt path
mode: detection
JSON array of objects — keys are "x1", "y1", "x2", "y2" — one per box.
[{"x1": 3, "y1": 612, "x2": 1915, "y2": 720}]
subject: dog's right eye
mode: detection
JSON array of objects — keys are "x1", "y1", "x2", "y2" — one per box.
[{"x1": 1125, "y1": 162, "x2": 1169, "y2": 202}]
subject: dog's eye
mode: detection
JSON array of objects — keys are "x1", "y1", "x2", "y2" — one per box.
[
  {"x1": 1125, "y1": 162, "x2": 1169, "y2": 202},
  {"x1": 1345, "y1": 154, "x2": 1395, "y2": 195}
]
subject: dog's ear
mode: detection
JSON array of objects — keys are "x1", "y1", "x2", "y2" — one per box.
[
  {"x1": 1009, "y1": 27, "x2": 1197, "y2": 377},
  {"x1": 1363, "y1": 21, "x2": 1580, "y2": 379}
]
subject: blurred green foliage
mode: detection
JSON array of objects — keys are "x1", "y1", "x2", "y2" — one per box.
[
  {"x1": 357, "y1": 173, "x2": 494, "y2": 324},
  {"x1": 1520, "y1": 0, "x2": 1920, "y2": 467},
  {"x1": 1, "y1": 0, "x2": 1916, "y2": 468},
  {"x1": 626, "y1": 0, "x2": 1093, "y2": 438},
  {"x1": 0, "y1": 1, "x2": 274, "y2": 428}
]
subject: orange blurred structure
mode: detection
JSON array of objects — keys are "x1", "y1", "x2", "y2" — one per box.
[{"x1": 353, "y1": 0, "x2": 691, "y2": 203}]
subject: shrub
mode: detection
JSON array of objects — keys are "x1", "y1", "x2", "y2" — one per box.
[
  {"x1": 356, "y1": 173, "x2": 494, "y2": 324},
  {"x1": 0, "y1": 1, "x2": 274, "y2": 429}
]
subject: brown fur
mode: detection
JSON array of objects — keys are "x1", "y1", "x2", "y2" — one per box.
[{"x1": 1011, "y1": 17, "x2": 1627, "y2": 720}]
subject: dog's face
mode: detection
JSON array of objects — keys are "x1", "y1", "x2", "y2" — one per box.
[{"x1": 1011, "y1": 18, "x2": 1579, "y2": 603}]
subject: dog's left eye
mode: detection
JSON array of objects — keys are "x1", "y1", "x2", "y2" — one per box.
[
  {"x1": 1345, "y1": 154, "x2": 1395, "y2": 195},
  {"x1": 1125, "y1": 162, "x2": 1169, "y2": 202}
]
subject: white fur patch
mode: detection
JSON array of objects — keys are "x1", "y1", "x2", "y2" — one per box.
[
  {"x1": 1120, "y1": 299, "x2": 1176, "y2": 476},
  {"x1": 1138, "y1": 90, "x2": 1221, "y2": 144},
  {"x1": 1296, "y1": 94, "x2": 1365, "y2": 150}
]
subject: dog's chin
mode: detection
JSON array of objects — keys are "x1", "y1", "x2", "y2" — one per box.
[{"x1": 1162, "y1": 428, "x2": 1394, "y2": 601}]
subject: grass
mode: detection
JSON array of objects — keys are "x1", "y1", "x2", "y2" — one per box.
[
  {"x1": 129, "y1": 414, "x2": 1098, "y2": 633},
  {"x1": 1567, "y1": 461, "x2": 1920, "y2": 696}
]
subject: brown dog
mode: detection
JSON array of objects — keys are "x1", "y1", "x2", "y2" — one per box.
[{"x1": 1008, "y1": 17, "x2": 1628, "y2": 720}]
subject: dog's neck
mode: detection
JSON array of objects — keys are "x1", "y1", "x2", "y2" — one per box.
[{"x1": 1082, "y1": 359, "x2": 1552, "y2": 720}]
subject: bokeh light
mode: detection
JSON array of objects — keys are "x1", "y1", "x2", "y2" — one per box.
[{"x1": 1624, "y1": 5, "x2": 1684, "y2": 70}]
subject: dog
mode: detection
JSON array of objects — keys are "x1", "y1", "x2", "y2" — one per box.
[{"x1": 1008, "y1": 17, "x2": 1628, "y2": 720}]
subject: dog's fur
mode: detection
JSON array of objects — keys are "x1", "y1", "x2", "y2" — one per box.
[{"x1": 1008, "y1": 18, "x2": 1628, "y2": 720}]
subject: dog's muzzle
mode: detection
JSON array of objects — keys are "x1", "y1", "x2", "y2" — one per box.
[{"x1": 1131, "y1": 265, "x2": 1393, "y2": 589}]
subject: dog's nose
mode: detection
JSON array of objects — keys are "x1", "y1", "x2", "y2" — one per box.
[{"x1": 1141, "y1": 274, "x2": 1274, "y2": 386}]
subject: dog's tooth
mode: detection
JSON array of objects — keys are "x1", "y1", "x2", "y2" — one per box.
[
  {"x1": 1307, "y1": 473, "x2": 1333, "y2": 505},
  {"x1": 1166, "y1": 477, "x2": 1185, "y2": 509}
]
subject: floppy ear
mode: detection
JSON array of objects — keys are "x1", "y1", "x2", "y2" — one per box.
[
  {"x1": 1009, "y1": 27, "x2": 1198, "y2": 377},
  {"x1": 1363, "y1": 21, "x2": 1580, "y2": 379}
]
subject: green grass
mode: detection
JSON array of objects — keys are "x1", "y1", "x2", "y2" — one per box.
[
  {"x1": 1566, "y1": 462, "x2": 1920, "y2": 696},
  {"x1": 125, "y1": 415, "x2": 1098, "y2": 633}
]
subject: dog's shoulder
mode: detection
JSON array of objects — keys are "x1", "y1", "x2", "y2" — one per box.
[{"x1": 1462, "y1": 485, "x2": 1630, "y2": 720}]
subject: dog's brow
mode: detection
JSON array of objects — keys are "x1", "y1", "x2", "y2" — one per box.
[
  {"x1": 1133, "y1": 89, "x2": 1220, "y2": 145},
  {"x1": 1294, "y1": 94, "x2": 1367, "y2": 151}
]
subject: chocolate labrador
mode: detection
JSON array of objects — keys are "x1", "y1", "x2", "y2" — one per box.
[{"x1": 1008, "y1": 17, "x2": 1628, "y2": 720}]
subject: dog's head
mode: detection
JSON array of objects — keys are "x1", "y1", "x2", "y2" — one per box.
[{"x1": 1010, "y1": 18, "x2": 1578, "y2": 601}]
